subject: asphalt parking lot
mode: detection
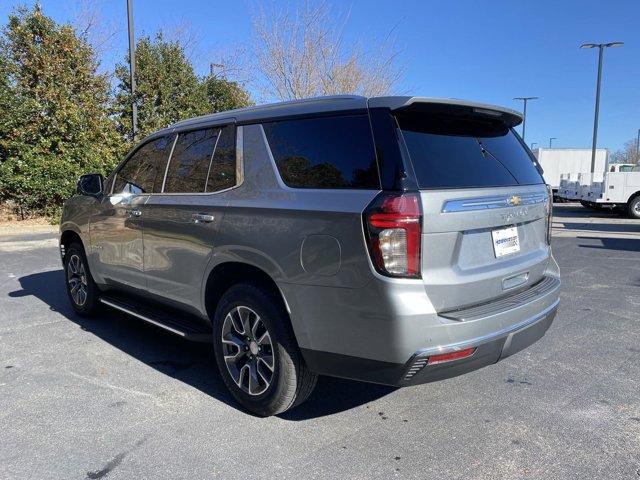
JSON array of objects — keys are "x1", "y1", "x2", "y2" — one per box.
[{"x1": 0, "y1": 204, "x2": 638, "y2": 480}]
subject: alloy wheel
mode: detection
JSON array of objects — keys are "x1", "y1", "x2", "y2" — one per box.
[
  {"x1": 67, "y1": 254, "x2": 88, "y2": 306},
  {"x1": 221, "y1": 306, "x2": 274, "y2": 396}
]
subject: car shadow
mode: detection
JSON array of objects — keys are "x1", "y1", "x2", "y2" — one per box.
[
  {"x1": 561, "y1": 222, "x2": 640, "y2": 234},
  {"x1": 9, "y1": 269, "x2": 395, "y2": 420},
  {"x1": 576, "y1": 236, "x2": 640, "y2": 253}
]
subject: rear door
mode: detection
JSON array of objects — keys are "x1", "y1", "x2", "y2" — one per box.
[
  {"x1": 395, "y1": 107, "x2": 551, "y2": 311},
  {"x1": 142, "y1": 124, "x2": 238, "y2": 310}
]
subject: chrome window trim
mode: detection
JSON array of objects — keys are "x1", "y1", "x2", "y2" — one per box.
[
  {"x1": 235, "y1": 124, "x2": 244, "y2": 187},
  {"x1": 160, "y1": 134, "x2": 179, "y2": 193},
  {"x1": 442, "y1": 192, "x2": 548, "y2": 213},
  {"x1": 203, "y1": 129, "x2": 222, "y2": 193}
]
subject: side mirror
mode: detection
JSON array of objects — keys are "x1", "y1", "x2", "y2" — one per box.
[{"x1": 77, "y1": 173, "x2": 104, "y2": 197}]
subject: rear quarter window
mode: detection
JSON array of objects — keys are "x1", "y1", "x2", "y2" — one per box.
[
  {"x1": 262, "y1": 114, "x2": 380, "y2": 189},
  {"x1": 397, "y1": 113, "x2": 544, "y2": 189}
]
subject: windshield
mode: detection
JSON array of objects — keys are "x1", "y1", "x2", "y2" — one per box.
[{"x1": 396, "y1": 113, "x2": 544, "y2": 189}]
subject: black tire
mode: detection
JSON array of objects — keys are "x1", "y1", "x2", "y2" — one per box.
[
  {"x1": 628, "y1": 196, "x2": 640, "y2": 219},
  {"x1": 63, "y1": 242, "x2": 102, "y2": 316},
  {"x1": 212, "y1": 283, "x2": 317, "y2": 416}
]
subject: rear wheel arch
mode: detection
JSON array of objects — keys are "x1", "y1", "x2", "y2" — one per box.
[
  {"x1": 204, "y1": 262, "x2": 291, "y2": 326},
  {"x1": 627, "y1": 191, "x2": 640, "y2": 218},
  {"x1": 627, "y1": 190, "x2": 640, "y2": 204}
]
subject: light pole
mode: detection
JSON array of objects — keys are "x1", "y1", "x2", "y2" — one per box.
[
  {"x1": 127, "y1": 0, "x2": 138, "y2": 141},
  {"x1": 636, "y1": 128, "x2": 640, "y2": 165},
  {"x1": 580, "y1": 42, "x2": 624, "y2": 173},
  {"x1": 513, "y1": 97, "x2": 538, "y2": 142},
  {"x1": 549, "y1": 137, "x2": 556, "y2": 148},
  {"x1": 531, "y1": 142, "x2": 538, "y2": 150}
]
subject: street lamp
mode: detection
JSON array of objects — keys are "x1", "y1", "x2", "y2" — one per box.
[
  {"x1": 580, "y1": 41, "x2": 624, "y2": 173},
  {"x1": 549, "y1": 137, "x2": 556, "y2": 148},
  {"x1": 531, "y1": 142, "x2": 538, "y2": 150},
  {"x1": 127, "y1": 0, "x2": 138, "y2": 141},
  {"x1": 513, "y1": 97, "x2": 538, "y2": 141}
]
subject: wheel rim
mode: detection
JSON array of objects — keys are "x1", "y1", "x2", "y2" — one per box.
[
  {"x1": 66, "y1": 254, "x2": 88, "y2": 307},
  {"x1": 221, "y1": 306, "x2": 274, "y2": 396},
  {"x1": 634, "y1": 201, "x2": 640, "y2": 215}
]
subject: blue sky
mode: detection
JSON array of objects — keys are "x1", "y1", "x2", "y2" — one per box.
[{"x1": 1, "y1": 0, "x2": 638, "y2": 152}]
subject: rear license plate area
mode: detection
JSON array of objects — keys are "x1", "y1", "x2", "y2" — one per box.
[{"x1": 492, "y1": 226, "x2": 520, "y2": 258}]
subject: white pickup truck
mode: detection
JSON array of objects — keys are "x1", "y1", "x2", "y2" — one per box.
[{"x1": 581, "y1": 163, "x2": 640, "y2": 218}]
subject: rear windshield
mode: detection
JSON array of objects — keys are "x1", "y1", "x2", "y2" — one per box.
[{"x1": 396, "y1": 113, "x2": 544, "y2": 189}]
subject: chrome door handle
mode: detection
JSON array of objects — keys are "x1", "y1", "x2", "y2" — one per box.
[
  {"x1": 192, "y1": 213, "x2": 214, "y2": 224},
  {"x1": 127, "y1": 209, "x2": 142, "y2": 217}
]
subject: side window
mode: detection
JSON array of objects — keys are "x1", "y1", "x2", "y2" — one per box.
[
  {"x1": 164, "y1": 129, "x2": 218, "y2": 193},
  {"x1": 113, "y1": 136, "x2": 173, "y2": 194},
  {"x1": 206, "y1": 125, "x2": 236, "y2": 192},
  {"x1": 262, "y1": 115, "x2": 379, "y2": 189}
]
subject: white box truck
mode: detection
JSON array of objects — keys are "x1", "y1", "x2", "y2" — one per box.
[
  {"x1": 532, "y1": 148, "x2": 608, "y2": 200},
  {"x1": 581, "y1": 163, "x2": 640, "y2": 218}
]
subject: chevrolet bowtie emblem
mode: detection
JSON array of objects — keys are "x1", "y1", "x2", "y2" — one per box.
[{"x1": 509, "y1": 195, "x2": 521, "y2": 206}]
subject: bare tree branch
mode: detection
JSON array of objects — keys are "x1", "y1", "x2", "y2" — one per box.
[
  {"x1": 72, "y1": 0, "x2": 119, "y2": 59},
  {"x1": 251, "y1": 0, "x2": 403, "y2": 101}
]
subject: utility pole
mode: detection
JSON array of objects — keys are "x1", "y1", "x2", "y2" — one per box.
[
  {"x1": 513, "y1": 97, "x2": 538, "y2": 142},
  {"x1": 127, "y1": 0, "x2": 138, "y2": 141},
  {"x1": 580, "y1": 42, "x2": 624, "y2": 173},
  {"x1": 549, "y1": 137, "x2": 556, "y2": 148}
]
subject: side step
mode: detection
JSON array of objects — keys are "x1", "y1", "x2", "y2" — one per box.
[{"x1": 100, "y1": 295, "x2": 212, "y2": 343}]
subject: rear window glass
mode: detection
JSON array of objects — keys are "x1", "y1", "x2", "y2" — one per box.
[
  {"x1": 164, "y1": 129, "x2": 217, "y2": 193},
  {"x1": 397, "y1": 114, "x2": 544, "y2": 189},
  {"x1": 263, "y1": 114, "x2": 379, "y2": 189},
  {"x1": 207, "y1": 125, "x2": 236, "y2": 192}
]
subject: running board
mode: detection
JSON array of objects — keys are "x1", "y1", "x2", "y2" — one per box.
[{"x1": 99, "y1": 296, "x2": 212, "y2": 343}]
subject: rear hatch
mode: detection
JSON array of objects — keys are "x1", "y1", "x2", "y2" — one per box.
[{"x1": 394, "y1": 102, "x2": 551, "y2": 312}]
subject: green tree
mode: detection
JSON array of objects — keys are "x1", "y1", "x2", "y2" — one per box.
[
  {"x1": 114, "y1": 33, "x2": 252, "y2": 141},
  {"x1": 0, "y1": 5, "x2": 121, "y2": 217}
]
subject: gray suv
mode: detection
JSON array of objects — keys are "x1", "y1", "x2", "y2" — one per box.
[{"x1": 60, "y1": 96, "x2": 560, "y2": 416}]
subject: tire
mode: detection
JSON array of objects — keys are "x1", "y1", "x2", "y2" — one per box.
[
  {"x1": 212, "y1": 283, "x2": 317, "y2": 416},
  {"x1": 628, "y1": 196, "x2": 640, "y2": 219},
  {"x1": 63, "y1": 242, "x2": 102, "y2": 316}
]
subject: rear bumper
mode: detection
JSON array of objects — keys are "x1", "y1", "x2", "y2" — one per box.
[{"x1": 302, "y1": 300, "x2": 557, "y2": 387}]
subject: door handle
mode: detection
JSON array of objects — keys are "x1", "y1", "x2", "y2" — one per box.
[
  {"x1": 127, "y1": 209, "x2": 142, "y2": 217},
  {"x1": 192, "y1": 213, "x2": 215, "y2": 224}
]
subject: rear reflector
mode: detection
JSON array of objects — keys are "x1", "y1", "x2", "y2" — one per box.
[{"x1": 427, "y1": 347, "x2": 476, "y2": 365}]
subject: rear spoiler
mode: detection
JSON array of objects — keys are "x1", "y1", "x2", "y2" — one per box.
[{"x1": 368, "y1": 96, "x2": 523, "y2": 128}]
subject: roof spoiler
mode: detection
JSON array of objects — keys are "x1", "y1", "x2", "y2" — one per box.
[{"x1": 368, "y1": 96, "x2": 523, "y2": 128}]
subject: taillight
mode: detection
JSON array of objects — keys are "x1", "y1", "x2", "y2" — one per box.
[
  {"x1": 546, "y1": 185, "x2": 553, "y2": 245},
  {"x1": 363, "y1": 192, "x2": 422, "y2": 278}
]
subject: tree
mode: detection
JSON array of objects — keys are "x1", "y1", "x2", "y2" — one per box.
[
  {"x1": 114, "y1": 33, "x2": 252, "y2": 141},
  {"x1": 609, "y1": 136, "x2": 640, "y2": 166},
  {"x1": 251, "y1": 1, "x2": 402, "y2": 100},
  {"x1": 0, "y1": 5, "x2": 121, "y2": 217}
]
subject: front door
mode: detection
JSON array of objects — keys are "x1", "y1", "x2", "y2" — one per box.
[{"x1": 88, "y1": 134, "x2": 174, "y2": 291}]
